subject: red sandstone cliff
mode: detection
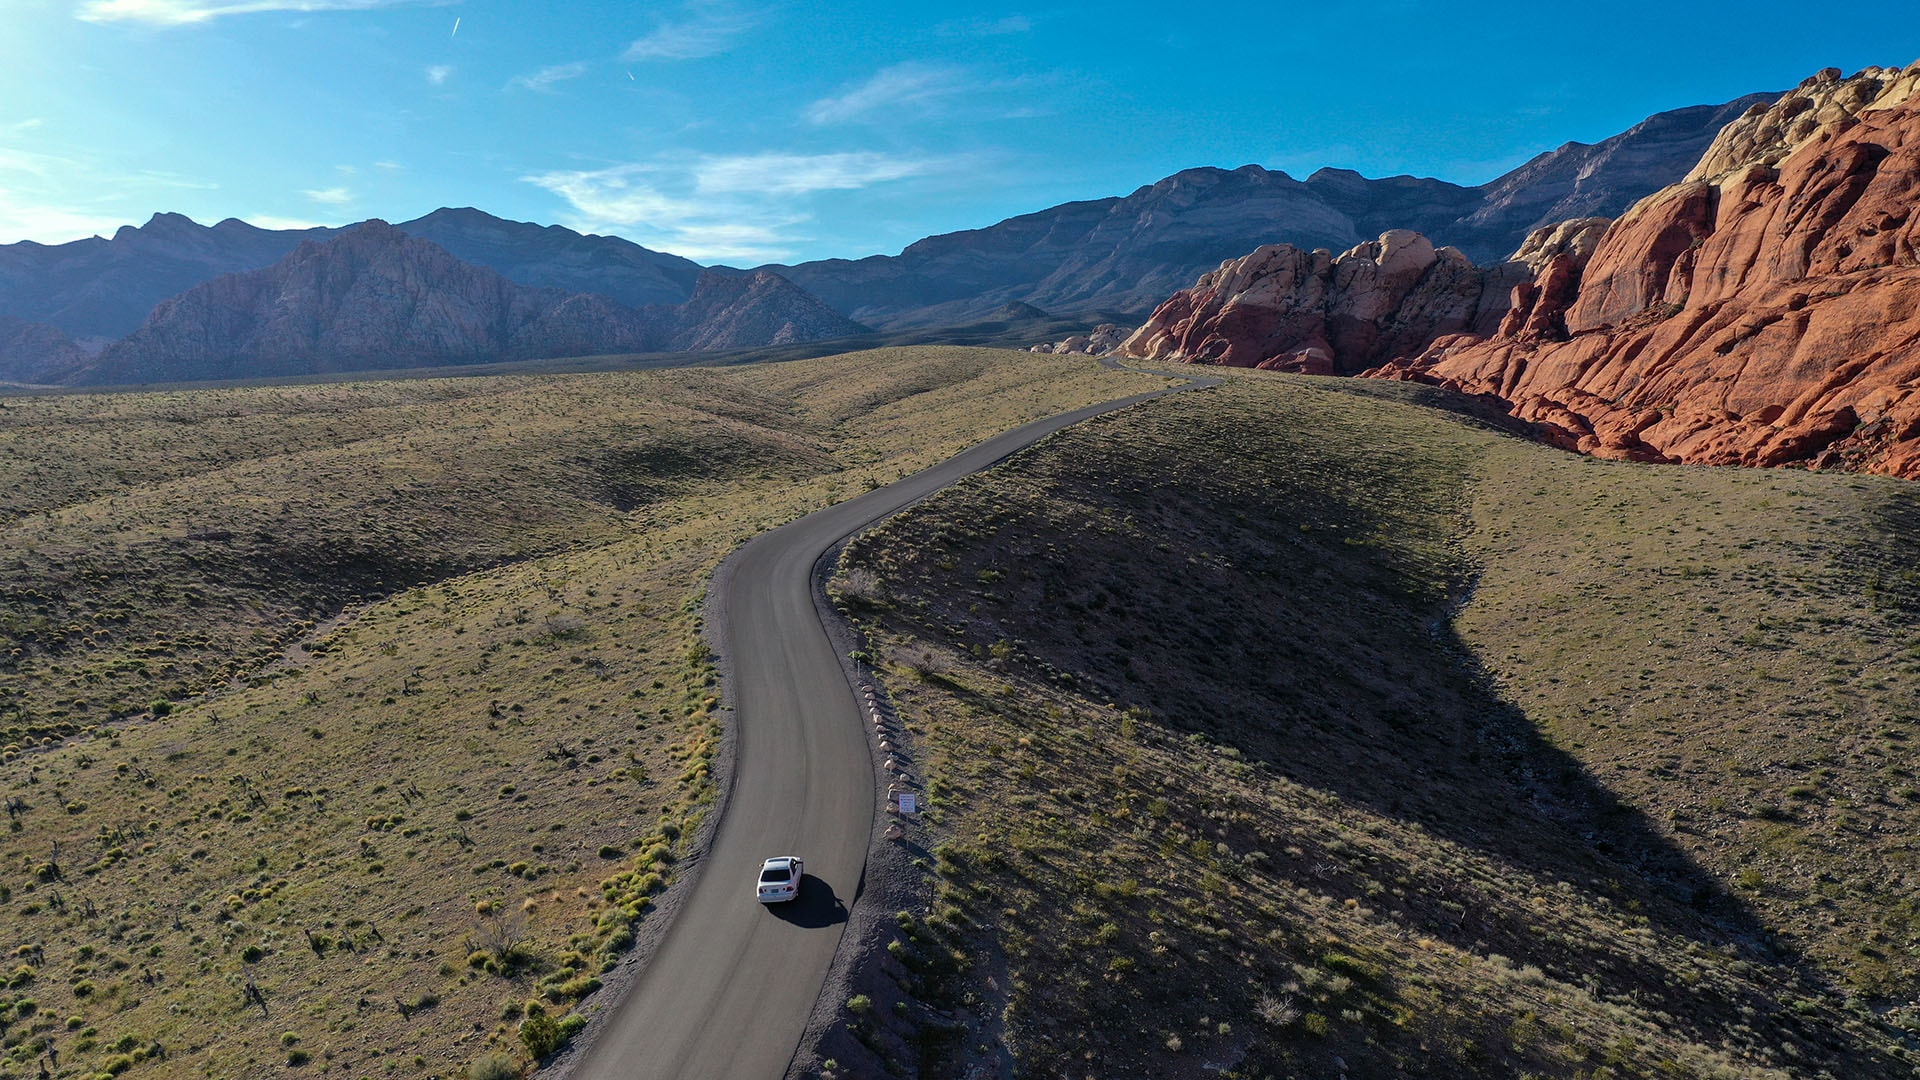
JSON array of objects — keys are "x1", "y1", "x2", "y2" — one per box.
[
  {"x1": 1130, "y1": 62, "x2": 1920, "y2": 479},
  {"x1": 1370, "y1": 63, "x2": 1920, "y2": 477}
]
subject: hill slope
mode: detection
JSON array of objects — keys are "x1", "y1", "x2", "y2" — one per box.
[{"x1": 825, "y1": 371, "x2": 1919, "y2": 1078}]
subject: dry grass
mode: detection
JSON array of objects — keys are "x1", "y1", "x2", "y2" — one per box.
[
  {"x1": 832, "y1": 370, "x2": 1919, "y2": 1078},
  {"x1": 0, "y1": 347, "x2": 1147, "y2": 1079}
]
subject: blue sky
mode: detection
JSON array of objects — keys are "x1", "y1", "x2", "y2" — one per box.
[{"x1": 2, "y1": 1, "x2": 1916, "y2": 265}]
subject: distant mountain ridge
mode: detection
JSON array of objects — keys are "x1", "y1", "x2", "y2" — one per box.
[
  {"x1": 0, "y1": 208, "x2": 704, "y2": 343},
  {"x1": 763, "y1": 93, "x2": 1774, "y2": 329},
  {"x1": 73, "y1": 222, "x2": 863, "y2": 386}
]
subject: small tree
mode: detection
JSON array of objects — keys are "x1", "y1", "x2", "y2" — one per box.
[{"x1": 472, "y1": 909, "x2": 530, "y2": 970}]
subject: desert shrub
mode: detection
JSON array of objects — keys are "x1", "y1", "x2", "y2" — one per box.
[
  {"x1": 467, "y1": 1052, "x2": 520, "y2": 1080},
  {"x1": 519, "y1": 1011, "x2": 560, "y2": 1059}
]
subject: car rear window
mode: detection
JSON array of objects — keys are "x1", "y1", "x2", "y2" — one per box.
[{"x1": 760, "y1": 866, "x2": 791, "y2": 882}]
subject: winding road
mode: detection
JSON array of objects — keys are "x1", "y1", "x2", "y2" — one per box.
[{"x1": 565, "y1": 361, "x2": 1215, "y2": 1079}]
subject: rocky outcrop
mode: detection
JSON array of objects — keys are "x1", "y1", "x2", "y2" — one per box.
[
  {"x1": 1686, "y1": 66, "x2": 1920, "y2": 183},
  {"x1": 667, "y1": 270, "x2": 867, "y2": 351},
  {"x1": 1028, "y1": 324, "x2": 1130, "y2": 355},
  {"x1": 1369, "y1": 63, "x2": 1920, "y2": 478},
  {"x1": 0, "y1": 317, "x2": 89, "y2": 384},
  {"x1": 1118, "y1": 231, "x2": 1530, "y2": 375}
]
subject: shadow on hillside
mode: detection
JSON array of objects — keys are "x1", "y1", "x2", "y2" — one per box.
[{"x1": 925, "y1": 592, "x2": 1876, "y2": 1059}]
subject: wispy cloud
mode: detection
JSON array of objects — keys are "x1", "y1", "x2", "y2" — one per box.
[
  {"x1": 523, "y1": 150, "x2": 948, "y2": 262},
  {"x1": 244, "y1": 214, "x2": 337, "y2": 231},
  {"x1": 622, "y1": 4, "x2": 752, "y2": 61},
  {"x1": 425, "y1": 64, "x2": 452, "y2": 85},
  {"x1": 0, "y1": 149, "x2": 123, "y2": 241},
  {"x1": 508, "y1": 61, "x2": 590, "y2": 94},
  {"x1": 302, "y1": 186, "x2": 353, "y2": 206},
  {"x1": 805, "y1": 63, "x2": 968, "y2": 125},
  {"x1": 76, "y1": 0, "x2": 441, "y2": 26},
  {"x1": 135, "y1": 169, "x2": 220, "y2": 190},
  {"x1": 694, "y1": 152, "x2": 936, "y2": 196}
]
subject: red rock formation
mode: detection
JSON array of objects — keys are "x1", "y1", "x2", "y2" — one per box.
[
  {"x1": 1370, "y1": 63, "x2": 1920, "y2": 478},
  {"x1": 1119, "y1": 231, "x2": 1530, "y2": 375}
]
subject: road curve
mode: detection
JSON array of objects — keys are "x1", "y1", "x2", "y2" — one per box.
[{"x1": 567, "y1": 362, "x2": 1216, "y2": 1080}]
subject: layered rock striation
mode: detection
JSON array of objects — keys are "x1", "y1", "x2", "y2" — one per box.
[
  {"x1": 1371, "y1": 63, "x2": 1920, "y2": 477},
  {"x1": 667, "y1": 269, "x2": 867, "y2": 352}
]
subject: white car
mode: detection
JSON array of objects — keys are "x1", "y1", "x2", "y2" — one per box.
[{"x1": 756, "y1": 855, "x2": 803, "y2": 904}]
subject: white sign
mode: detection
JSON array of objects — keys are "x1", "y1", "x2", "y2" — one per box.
[{"x1": 897, "y1": 793, "x2": 918, "y2": 814}]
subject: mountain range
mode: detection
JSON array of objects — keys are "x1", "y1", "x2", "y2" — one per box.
[
  {"x1": 768, "y1": 95, "x2": 1772, "y2": 330},
  {"x1": 0, "y1": 91, "x2": 1770, "y2": 385}
]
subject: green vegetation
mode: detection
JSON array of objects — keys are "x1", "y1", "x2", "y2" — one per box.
[
  {"x1": 0, "y1": 347, "x2": 1144, "y2": 1078},
  {"x1": 836, "y1": 371, "x2": 1920, "y2": 1077}
]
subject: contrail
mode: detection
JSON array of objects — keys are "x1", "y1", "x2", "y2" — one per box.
[{"x1": 451, "y1": 16, "x2": 460, "y2": 38}]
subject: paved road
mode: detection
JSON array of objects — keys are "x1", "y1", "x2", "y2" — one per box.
[{"x1": 567, "y1": 362, "x2": 1215, "y2": 1080}]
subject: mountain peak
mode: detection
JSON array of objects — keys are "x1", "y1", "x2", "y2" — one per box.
[{"x1": 110, "y1": 212, "x2": 202, "y2": 244}]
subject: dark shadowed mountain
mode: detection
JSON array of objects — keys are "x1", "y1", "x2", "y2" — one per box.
[
  {"x1": 72, "y1": 223, "x2": 860, "y2": 386},
  {"x1": 78, "y1": 221, "x2": 661, "y2": 384},
  {"x1": 0, "y1": 316, "x2": 90, "y2": 384},
  {"x1": 763, "y1": 93, "x2": 1775, "y2": 329},
  {"x1": 1458, "y1": 96, "x2": 1779, "y2": 241}
]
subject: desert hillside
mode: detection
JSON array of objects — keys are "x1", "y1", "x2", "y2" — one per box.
[
  {"x1": 0, "y1": 347, "x2": 1137, "y2": 1079},
  {"x1": 825, "y1": 369, "x2": 1920, "y2": 1078}
]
